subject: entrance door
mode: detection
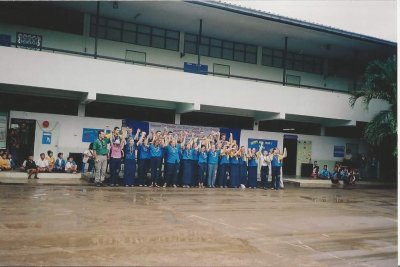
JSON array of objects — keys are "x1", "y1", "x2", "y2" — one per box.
[
  {"x1": 10, "y1": 118, "x2": 36, "y2": 165},
  {"x1": 283, "y1": 135, "x2": 298, "y2": 175}
]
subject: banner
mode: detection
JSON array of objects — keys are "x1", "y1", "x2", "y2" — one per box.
[
  {"x1": 149, "y1": 122, "x2": 219, "y2": 136},
  {"x1": 248, "y1": 138, "x2": 278, "y2": 153},
  {"x1": 82, "y1": 128, "x2": 102, "y2": 143}
]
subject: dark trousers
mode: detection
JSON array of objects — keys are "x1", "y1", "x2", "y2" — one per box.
[
  {"x1": 271, "y1": 166, "x2": 281, "y2": 189},
  {"x1": 123, "y1": 159, "x2": 136, "y2": 186},
  {"x1": 248, "y1": 166, "x2": 257, "y2": 188},
  {"x1": 166, "y1": 162, "x2": 180, "y2": 186},
  {"x1": 109, "y1": 158, "x2": 121, "y2": 185},
  {"x1": 150, "y1": 157, "x2": 162, "y2": 184},
  {"x1": 240, "y1": 164, "x2": 248, "y2": 185},
  {"x1": 191, "y1": 160, "x2": 198, "y2": 186},
  {"x1": 198, "y1": 163, "x2": 207, "y2": 184},
  {"x1": 138, "y1": 158, "x2": 150, "y2": 185},
  {"x1": 218, "y1": 163, "x2": 229, "y2": 187},
  {"x1": 260, "y1": 166, "x2": 269, "y2": 188}
]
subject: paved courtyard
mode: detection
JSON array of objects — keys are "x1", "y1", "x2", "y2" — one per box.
[{"x1": 0, "y1": 185, "x2": 397, "y2": 266}]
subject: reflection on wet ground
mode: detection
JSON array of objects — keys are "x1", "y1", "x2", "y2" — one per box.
[{"x1": 0, "y1": 185, "x2": 397, "y2": 266}]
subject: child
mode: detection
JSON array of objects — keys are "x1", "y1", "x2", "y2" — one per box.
[
  {"x1": 65, "y1": 156, "x2": 77, "y2": 174},
  {"x1": 21, "y1": 155, "x2": 39, "y2": 179},
  {"x1": 8, "y1": 153, "x2": 16, "y2": 170},
  {"x1": 318, "y1": 165, "x2": 331, "y2": 180},
  {"x1": 54, "y1": 153, "x2": 66, "y2": 173},
  {"x1": 0, "y1": 153, "x2": 11, "y2": 171},
  {"x1": 46, "y1": 150, "x2": 55, "y2": 172}
]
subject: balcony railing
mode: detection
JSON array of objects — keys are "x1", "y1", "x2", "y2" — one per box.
[{"x1": 8, "y1": 42, "x2": 350, "y2": 93}]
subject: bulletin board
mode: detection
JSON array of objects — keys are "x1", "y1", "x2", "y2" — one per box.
[{"x1": 296, "y1": 140, "x2": 312, "y2": 176}]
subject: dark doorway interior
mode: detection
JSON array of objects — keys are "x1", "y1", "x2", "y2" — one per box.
[
  {"x1": 9, "y1": 118, "x2": 36, "y2": 165},
  {"x1": 283, "y1": 136, "x2": 298, "y2": 175}
]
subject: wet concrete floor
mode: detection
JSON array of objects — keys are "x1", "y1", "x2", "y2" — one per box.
[{"x1": 0, "y1": 185, "x2": 397, "y2": 266}]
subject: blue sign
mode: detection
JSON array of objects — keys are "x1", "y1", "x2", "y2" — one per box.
[
  {"x1": 82, "y1": 128, "x2": 102, "y2": 143},
  {"x1": 42, "y1": 132, "x2": 52, "y2": 145},
  {"x1": 334, "y1": 146, "x2": 345, "y2": 157},
  {"x1": 248, "y1": 138, "x2": 278, "y2": 153},
  {"x1": 184, "y1": 62, "x2": 208, "y2": 75}
]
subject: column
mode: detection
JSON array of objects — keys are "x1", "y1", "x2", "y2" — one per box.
[{"x1": 175, "y1": 114, "x2": 181, "y2": 125}]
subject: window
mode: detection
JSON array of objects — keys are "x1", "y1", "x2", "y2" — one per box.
[
  {"x1": 184, "y1": 33, "x2": 257, "y2": 64},
  {"x1": 262, "y1": 47, "x2": 323, "y2": 74},
  {"x1": 213, "y1": 63, "x2": 230, "y2": 76},
  {"x1": 90, "y1": 15, "x2": 179, "y2": 51}
]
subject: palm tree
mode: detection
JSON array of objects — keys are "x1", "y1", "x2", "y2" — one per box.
[{"x1": 349, "y1": 55, "x2": 397, "y2": 156}]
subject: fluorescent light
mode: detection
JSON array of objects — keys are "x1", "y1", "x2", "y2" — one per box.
[{"x1": 283, "y1": 128, "x2": 295, "y2": 131}]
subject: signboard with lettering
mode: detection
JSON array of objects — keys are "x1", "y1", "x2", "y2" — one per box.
[{"x1": 16, "y1": 32, "x2": 42, "y2": 50}]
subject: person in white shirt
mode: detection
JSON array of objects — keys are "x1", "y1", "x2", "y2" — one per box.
[
  {"x1": 65, "y1": 156, "x2": 78, "y2": 174},
  {"x1": 35, "y1": 153, "x2": 49, "y2": 172},
  {"x1": 260, "y1": 150, "x2": 271, "y2": 189}
]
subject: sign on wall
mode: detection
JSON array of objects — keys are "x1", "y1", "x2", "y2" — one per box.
[
  {"x1": 16, "y1": 32, "x2": 42, "y2": 50},
  {"x1": 42, "y1": 132, "x2": 52, "y2": 145},
  {"x1": 248, "y1": 138, "x2": 278, "y2": 153},
  {"x1": 82, "y1": 128, "x2": 102, "y2": 143},
  {"x1": 334, "y1": 145, "x2": 345, "y2": 157}
]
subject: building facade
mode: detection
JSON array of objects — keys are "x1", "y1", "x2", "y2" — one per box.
[{"x1": 0, "y1": 1, "x2": 396, "y2": 176}]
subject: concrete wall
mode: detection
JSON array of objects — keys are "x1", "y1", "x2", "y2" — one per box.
[
  {"x1": 10, "y1": 111, "x2": 122, "y2": 160},
  {"x1": 0, "y1": 22, "x2": 350, "y2": 91}
]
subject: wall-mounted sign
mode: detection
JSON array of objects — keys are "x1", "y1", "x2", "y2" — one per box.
[
  {"x1": 16, "y1": 32, "x2": 42, "y2": 50},
  {"x1": 82, "y1": 128, "x2": 102, "y2": 143},
  {"x1": 42, "y1": 132, "x2": 52, "y2": 145},
  {"x1": 334, "y1": 146, "x2": 345, "y2": 157}
]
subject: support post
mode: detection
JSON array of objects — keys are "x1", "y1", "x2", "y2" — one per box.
[
  {"x1": 282, "y1": 36, "x2": 288, "y2": 85},
  {"x1": 94, "y1": 1, "x2": 100, "y2": 59}
]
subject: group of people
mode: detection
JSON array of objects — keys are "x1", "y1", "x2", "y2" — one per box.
[
  {"x1": 89, "y1": 126, "x2": 288, "y2": 189},
  {"x1": 0, "y1": 149, "x2": 79, "y2": 179},
  {"x1": 313, "y1": 163, "x2": 356, "y2": 185}
]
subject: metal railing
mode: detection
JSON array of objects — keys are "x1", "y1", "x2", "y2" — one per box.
[{"x1": 8, "y1": 42, "x2": 350, "y2": 94}]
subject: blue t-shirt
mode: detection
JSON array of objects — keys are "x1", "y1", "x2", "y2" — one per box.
[
  {"x1": 220, "y1": 154, "x2": 229, "y2": 165},
  {"x1": 230, "y1": 155, "x2": 239, "y2": 165},
  {"x1": 182, "y1": 148, "x2": 194, "y2": 160},
  {"x1": 149, "y1": 144, "x2": 163, "y2": 158},
  {"x1": 208, "y1": 150, "x2": 220, "y2": 164},
  {"x1": 139, "y1": 144, "x2": 150, "y2": 159},
  {"x1": 166, "y1": 144, "x2": 181, "y2": 164},
  {"x1": 198, "y1": 151, "x2": 208, "y2": 164},
  {"x1": 124, "y1": 144, "x2": 137, "y2": 160},
  {"x1": 248, "y1": 155, "x2": 257, "y2": 167},
  {"x1": 239, "y1": 155, "x2": 247, "y2": 166},
  {"x1": 271, "y1": 155, "x2": 282, "y2": 167},
  {"x1": 319, "y1": 169, "x2": 330, "y2": 178}
]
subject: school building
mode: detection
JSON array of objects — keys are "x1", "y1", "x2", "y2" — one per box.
[{"x1": 0, "y1": 1, "x2": 396, "y2": 176}]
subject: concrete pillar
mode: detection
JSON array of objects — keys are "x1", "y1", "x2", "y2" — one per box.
[
  {"x1": 253, "y1": 120, "x2": 259, "y2": 131},
  {"x1": 78, "y1": 104, "x2": 86, "y2": 117},
  {"x1": 257, "y1": 45, "x2": 262, "y2": 66},
  {"x1": 320, "y1": 126, "x2": 325, "y2": 136},
  {"x1": 175, "y1": 113, "x2": 181, "y2": 125},
  {"x1": 179, "y1": 32, "x2": 185, "y2": 54}
]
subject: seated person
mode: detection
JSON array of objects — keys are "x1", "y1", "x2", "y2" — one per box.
[
  {"x1": 318, "y1": 165, "x2": 331, "y2": 179},
  {"x1": 36, "y1": 153, "x2": 50, "y2": 173},
  {"x1": 331, "y1": 163, "x2": 341, "y2": 184},
  {"x1": 8, "y1": 153, "x2": 16, "y2": 170},
  {"x1": 343, "y1": 168, "x2": 356, "y2": 185},
  {"x1": 311, "y1": 161, "x2": 319, "y2": 178},
  {"x1": 46, "y1": 150, "x2": 55, "y2": 172},
  {"x1": 21, "y1": 155, "x2": 39, "y2": 179},
  {"x1": 0, "y1": 153, "x2": 11, "y2": 171},
  {"x1": 65, "y1": 156, "x2": 77, "y2": 174},
  {"x1": 54, "y1": 153, "x2": 66, "y2": 173}
]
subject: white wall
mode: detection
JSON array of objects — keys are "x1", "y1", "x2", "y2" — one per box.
[
  {"x1": 10, "y1": 111, "x2": 122, "y2": 160},
  {"x1": 240, "y1": 129, "x2": 368, "y2": 175},
  {"x1": 0, "y1": 45, "x2": 388, "y2": 124}
]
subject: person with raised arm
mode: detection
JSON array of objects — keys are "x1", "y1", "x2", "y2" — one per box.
[
  {"x1": 247, "y1": 145, "x2": 262, "y2": 189},
  {"x1": 229, "y1": 142, "x2": 240, "y2": 188},
  {"x1": 109, "y1": 127, "x2": 125, "y2": 186},
  {"x1": 92, "y1": 130, "x2": 110, "y2": 187},
  {"x1": 182, "y1": 135, "x2": 195, "y2": 188},
  {"x1": 149, "y1": 132, "x2": 163, "y2": 187},
  {"x1": 218, "y1": 142, "x2": 231, "y2": 188},
  {"x1": 207, "y1": 141, "x2": 220, "y2": 188},
  {"x1": 239, "y1": 146, "x2": 248, "y2": 188},
  {"x1": 269, "y1": 147, "x2": 287, "y2": 190},
  {"x1": 137, "y1": 131, "x2": 151, "y2": 186},
  {"x1": 124, "y1": 137, "x2": 137, "y2": 187},
  {"x1": 163, "y1": 134, "x2": 181, "y2": 188},
  {"x1": 260, "y1": 148, "x2": 271, "y2": 190}
]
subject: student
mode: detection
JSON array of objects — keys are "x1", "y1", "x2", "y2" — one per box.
[
  {"x1": 218, "y1": 144, "x2": 231, "y2": 188},
  {"x1": 269, "y1": 147, "x2": 287, "y2": 190},
  {"x1": 36, "y1": 153, "x2": 50, "y2": 173},
  {"x1": 137, "y1": 132, "x2": 151, "y2": 186},
  {"x1": 82, "y1": 143, "x2": 95, "y2": 173},
  {"x1": 182, "y1": 139, "x2": 195, "y2": 188},
  {"x1": 109, "y1": 134, "x2": 124, "y2": 186},
  {"x1": 163, "y1": 135, "x2": 181, "y2": 188},
  {"x1": 149, "y1": 136, "x2": 163, "y2": 187},
  {"x1": 54, "y1": 153, "x2": 66, "y2": 173},
  {"x1": 260, "y1": 149, "x2": 271, "y2": 189},
  {"x1": 197, "y1": 145, "x2": 208, "y2": 189},
  {"x1": 311, "y1": 161, "x2": 319, "y2": 178},
  {"x1": 46, "y1": 150, "x2": 55, "y2": 172},
  {"x1": 123, "y1": 138, "x2": 137, "y2": 187},
  {"x1": 65, "y1": 156, "x2": 78, "y2": 174},
  {"x1": 229, "y1": 145, "x2": 240, "y2": 188},
  {"x1": 8, "y1": 153, "x2": 16, "y2": 170},
  {"x1": 331, "y1": 163, "x2": 341, "y2": 184},
  {"x1": 0, "y1": 153, "x2": 11, "y2": 171},
  {"x1": 247, "y1": 147, "x2": 261, "y2": 189},
  {"x1": 239, "y1": 146, "x2": 248, "y2": 188},
  {"x1": 207, "y1": 144, "x2": 220, "y2": 188},
  {"x1": 22, "y1": 155, "x2": 39, "y2": 179},
  {"x1": 318, "y1": 165, "x2": 331, "y2": 180}
]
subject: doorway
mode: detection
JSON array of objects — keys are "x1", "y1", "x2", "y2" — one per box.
[
  {"x1": 283, "y1": 135, "x2": 298, "y2": 175},
  {"x1": 9, "y1": 118, "x2": 36, "y2": 165}
]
